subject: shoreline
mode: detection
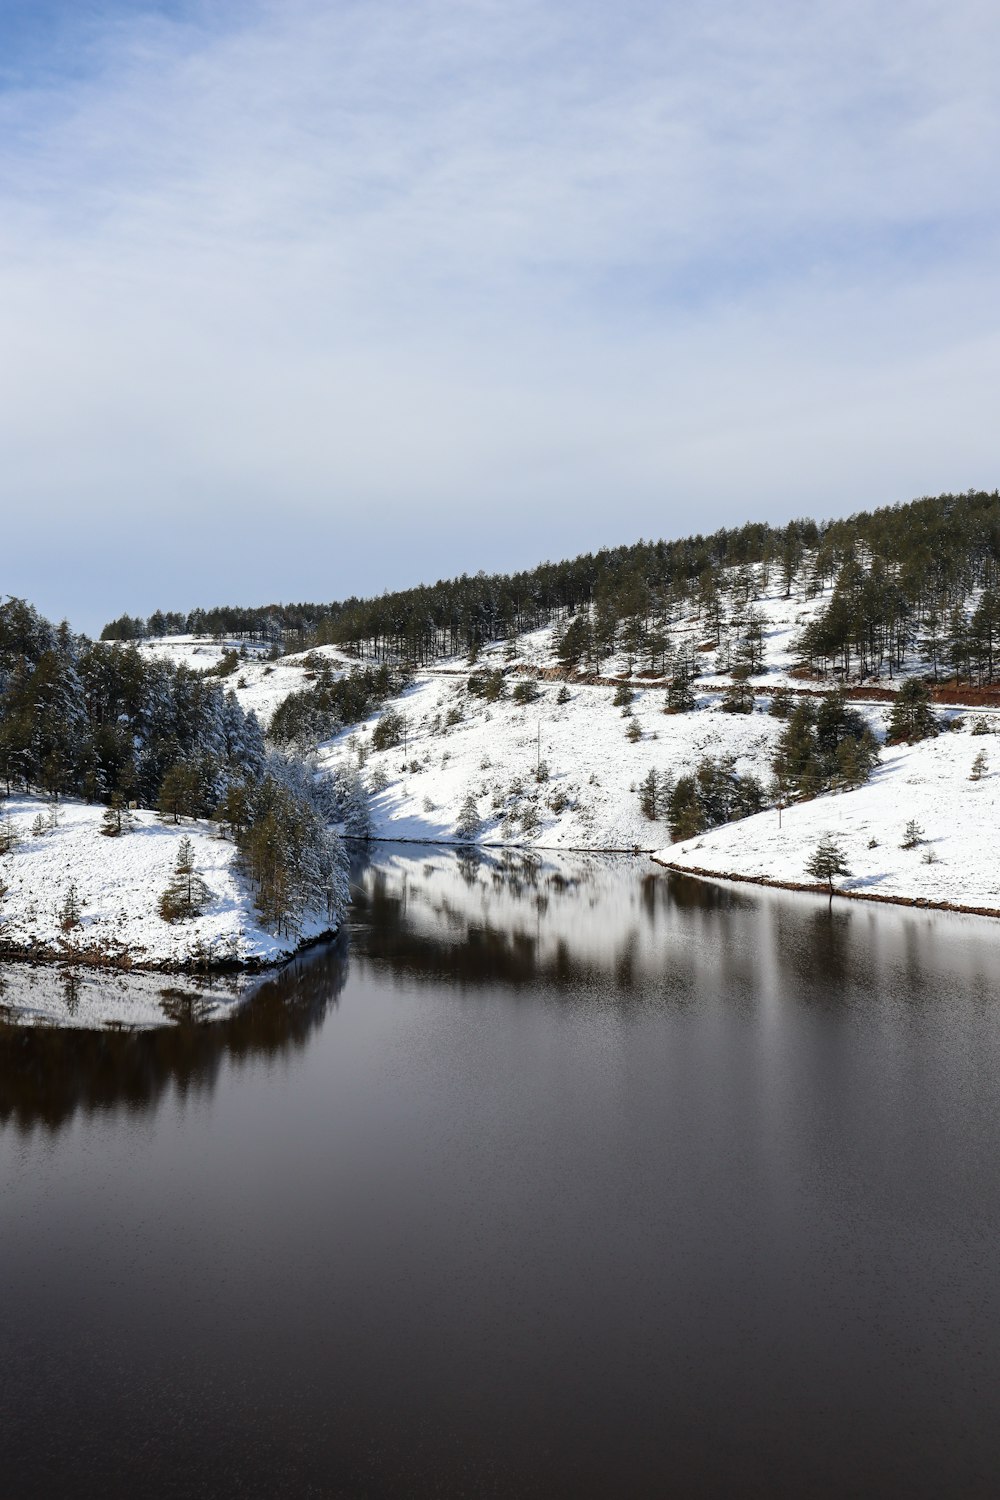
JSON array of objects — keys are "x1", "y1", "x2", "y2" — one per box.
[
  {"x1": 0, "y1": 922, "x2": 341, "y2": 978},
  {"x1": 651, "y1": 856, "x2": 1000, "y2": 921}
]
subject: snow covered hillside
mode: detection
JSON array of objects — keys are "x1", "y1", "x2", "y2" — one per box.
[
  {"x1": 656, "y1": 731, "x2": 1000, "y2": 914},
  {"x1": 319, "y1": 672, "x2": 806, "y2": 850},
  {"x1": 125, "y1": 563, "x2": 1000, "y2": 915},
  {"x1": 0, "y1": 795, "x2": 340, "y2": 971},
  {"x1": 134, "y1": 636, "x2": 353, "y2": 728}
]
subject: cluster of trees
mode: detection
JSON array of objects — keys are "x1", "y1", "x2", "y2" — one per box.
[
  {"x1": 99, "y1": 492, "x2": 1000, "y2": 692},
  {"x1": 771, "y1": 692, "x2": 881, "y2": 799},
  {"x1": 639, "y1": 758, "x2": 767, "y2": 840},
  {"x1": 795, "y1": 490, "x2": 1000, "y2": 682},
  {"x1": 101, "y1": 600, "x2": 345, "y2": 647},
  {"x1": 638, "y1": 688, "x2": 886, "y2": 839},
  {"x1": 0, "y1": 598, "x2": 265, "y2": 806},
  {"x1": 234, "y1": 760, "x2": 348, "y2": 937},
  {"x1": 1, "y1": 598, "x2": 350, "y2": 939},
  {"x1": 268, "y1": 661, "x2": 403, "y2": 750}
]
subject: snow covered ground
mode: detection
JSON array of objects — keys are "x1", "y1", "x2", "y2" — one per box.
[
  {"x1": 109, "y1": 565, "x2": 1000, "y2": 917},
  {"x1": 0, "y1": 794, "x2": 336, "y2": 971},
  {"x1": 134, "y1": 636, "x2": 352, "y2": 728},
  {"x1": 656, "y1": 730, "x2": 1000, "y2": 913},
  {"x1": 320, "y1": 675, "x2": 802, "y2": 849}
]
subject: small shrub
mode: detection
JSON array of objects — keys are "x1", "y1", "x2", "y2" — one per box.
[
  {"x1": 626, "y1": 720, "x2": 642, "y2": 742},
  {"x1": 901, "y1": 819, "x2": 924, "y2": 850},
  {"x1": 512, "y1": 679, "x2": 540, "y2": 705}
]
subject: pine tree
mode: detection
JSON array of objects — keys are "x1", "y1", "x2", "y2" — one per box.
[
  {"x1": 805, "y1": 837, "x2": 851, "y2": 897},
  {"x1": 639, "y1": 769, "x2": 658, "y2": 820},
  {"x1": 886, "y1": 680, "x2": 937, "y2": 744},
  {"x1": 664, "y1": 669, "x2": 695, "y2": 714},
  {"x1": 970, "y1": 749, "x2": 989, "y2": 781},
  {"x1": 721, "y1": 661, "x2": 755, "y2": 714},
  {"x1": 58, "y1": 882, "x2": 82, "y2": 931},
  {"x1": 100, "y1": 791, "x2": 134, "y2": 837},
  {"x1": 158, "y1": 762, "x2": 202, "y2": 823},
  {"x1": 455, "y1": 792, "x2": 481, "y2": 841},
  {"x1": 901, "y1": 819, "x2": 925, "y2": 849},
  {"x1": 159, "y1": 836, "x2": 211, "y2": 922}
]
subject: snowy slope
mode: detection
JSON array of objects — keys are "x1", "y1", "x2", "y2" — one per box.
[
  {"x1": 133, "y1": 636, "x2": 352, "y2": 727},
  {"x1": 0, "y1": 795, "x2": 338, "y2": 969},
  {"x1": 318, "y1": 675, "x2": 866, "y2": 850},
  {"x1": 655, "y1": 730, "x2": 1000, "y2": 913}
]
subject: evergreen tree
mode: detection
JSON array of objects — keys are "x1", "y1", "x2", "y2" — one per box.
[
  {"x1": 100, "y1": 791, "x2": 135, "y2": 837},
  {"x1": 159, "y1": 836, "x2": 211, "y2": 922},
  {"x1": 886, "y1": 680, "x2": 937, "y2": 744},
  {"x1": 158, "y1": 762, "x2": 203, "y2": 823},
  {"x1": 58, "y1": 882, "x2": 82, "y2": 931},
  {"x1": 455, "y1": 792, "x2": 481, "y2": 841},
  {"x1": 721, "y1": 662, "x2": 755, "y2": 714},
  {"x1": 805, "y1": 836, "x2": 851, "y2": 897}
]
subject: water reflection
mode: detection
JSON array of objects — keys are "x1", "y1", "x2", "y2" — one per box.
[
  {"x1": 0, "y1": 938, "x2": 348, "y2": 1133},
  {"x1": 349, "y1": 845, "x2": 1000, "y2": 1019},
  {"x1": 4, "y1": 845, "x2": 1000, "y2": 1135}
]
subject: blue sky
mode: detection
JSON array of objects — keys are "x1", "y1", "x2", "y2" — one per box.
[{"x1": 2, "y1": 0, "x2": 999, "y2": 632}]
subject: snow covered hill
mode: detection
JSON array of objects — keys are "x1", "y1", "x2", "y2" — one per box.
[
  {"x1": 655, "y1": 731, "x2": 1000, "y2": 915},
  {"x1": 121, "y1": 564, "x2": 1000, "y2": 916},
  {"x1": 0, "y1": 795, "x2": 338, "y2": 971}
]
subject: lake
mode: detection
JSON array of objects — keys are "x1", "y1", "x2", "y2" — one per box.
[{"x1": 2, "y1": 846, "x2": 1000, "y2": 1497}]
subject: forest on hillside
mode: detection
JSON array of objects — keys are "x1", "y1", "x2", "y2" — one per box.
[
  {"x1": 100, "y1": 491, "x2": 1000, "y2": 685},
  {"x1": 0, "y1": 599, "x2": 349, "y2": 935}
]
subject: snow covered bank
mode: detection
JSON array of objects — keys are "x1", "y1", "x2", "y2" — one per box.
[
  {"x1": 0, "y1": 795, "x2": 339, "y2": 971},
  {"x1": 655, "y1": 733, "x2": 1000, "y2": 915}
]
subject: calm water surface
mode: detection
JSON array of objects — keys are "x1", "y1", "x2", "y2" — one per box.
[{"x1": 2, "y1": 847, "x2": 1000, "y2": 1498}]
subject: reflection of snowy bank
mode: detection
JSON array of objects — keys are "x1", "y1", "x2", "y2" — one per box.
[
  {"x1": 0, "y1": 939, "x2": 349, "y2": 1129},
  {"x1": 0, "y1": 962, "x2": 250, "y2": 1030},
  {"x1": 351, "y1": 845, "x2": 1000, "y2": 1016}
]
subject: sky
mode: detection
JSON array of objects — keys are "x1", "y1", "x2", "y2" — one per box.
[{"x1": 1, "y1": 0, "x2": 999, "y2": 633}]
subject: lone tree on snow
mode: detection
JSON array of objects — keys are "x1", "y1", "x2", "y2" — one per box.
[
  {"x1": 805, "y1": 836, "x2": 851, "y2": 899},
  {"x1": 455, "y1": 793, "x2": 481, "y2": 843},
  {"x1": 159, "y1": 837, "x2": 211, "y2": 923},
  {"x1": 970, "y1": 749, "x2": 989, "y2": 781},
  {"x1": 101, "y1": 791, "x2": 135, "y2": 837}
]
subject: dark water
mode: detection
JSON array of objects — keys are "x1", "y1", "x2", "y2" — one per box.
[{"x1": 3, "y1": 847, "x2": 1000, "y2": 1499}]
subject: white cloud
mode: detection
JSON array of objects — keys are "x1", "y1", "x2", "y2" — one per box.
[{"x1": 1, "y1": 0, "x2": 999, "y2": 628}]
